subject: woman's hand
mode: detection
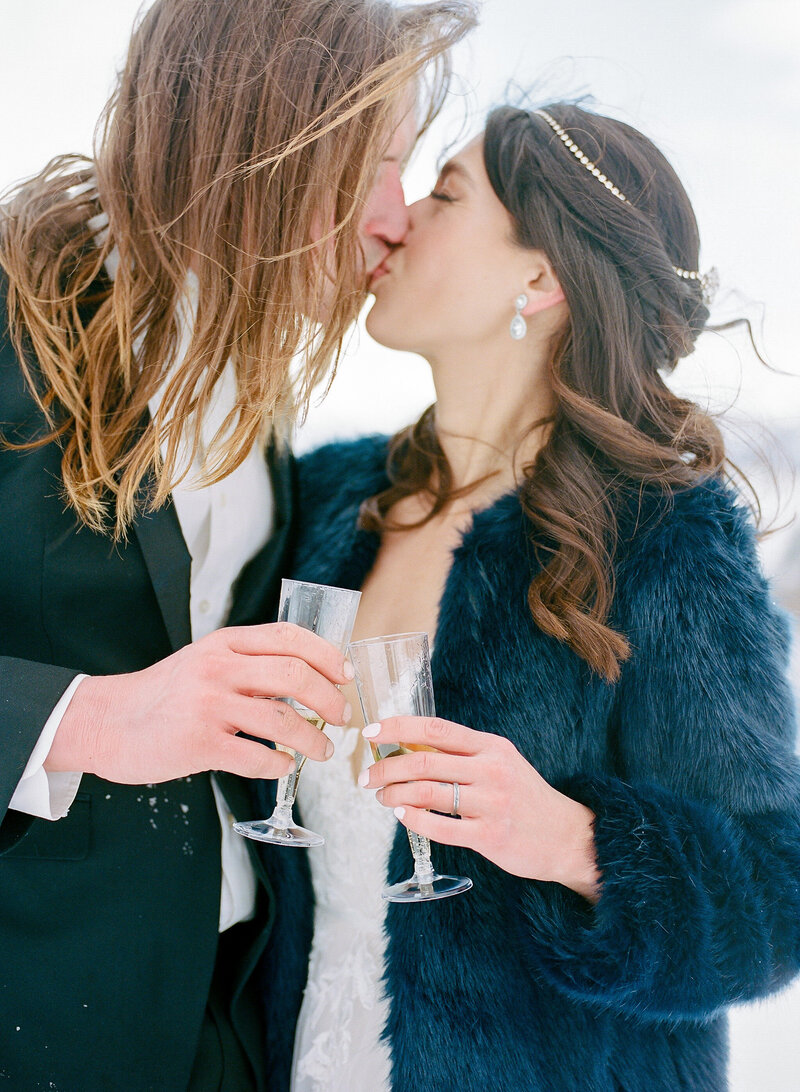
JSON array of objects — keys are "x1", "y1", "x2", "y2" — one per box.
[{"x1": 359, "y1": 716, "x2": 601, "y2": 903}]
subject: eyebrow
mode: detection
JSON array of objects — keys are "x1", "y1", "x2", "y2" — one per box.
[
  {"x1": 435, "y1": 160, "x2": 474, "y2": 188},
  {"x1": 382, "y1": 148, "x2": 414, "y2": 171}
]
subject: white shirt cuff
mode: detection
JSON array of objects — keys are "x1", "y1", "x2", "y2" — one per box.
[{"x1": 8, "y1": 675, "x2": 87, "y2": 820}]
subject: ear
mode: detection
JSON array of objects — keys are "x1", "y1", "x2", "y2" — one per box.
[{"x1": 521, "y1": 254, "x2": 565, "y2": 316}]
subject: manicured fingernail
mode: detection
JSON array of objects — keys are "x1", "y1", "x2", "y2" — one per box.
[
  {"x1": 325, "y1": 739, "x2": 335, "y2": 759},
  {"x1": 343, "y1": 702, "x2": 353, "y2": 723},
  {"x1": 362, "y1": 723, "x2": 380, "y2": 739},
  {"x1": 375, "y1": 789, "x2": 384, "y2": 803},
  {"x1": 343, "y1": 660, "x2": 355, "y2": 680},
  {"x1": 394, "y1": 807, "x2": 406, "y2": 820},
  {"x1": 357, "y1": 770, "x2": 369, "y2": 788}
]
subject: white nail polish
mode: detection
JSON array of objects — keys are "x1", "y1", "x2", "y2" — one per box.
[
  {"x1": 394, "y1": 807, "x2": 406, "y2": 820},
  {"x1": 357, "y1": 770, "x2": 369, "y2": 788},
  {"x1": 362, "y1": 723, "x2": 380, "y2": 739}
]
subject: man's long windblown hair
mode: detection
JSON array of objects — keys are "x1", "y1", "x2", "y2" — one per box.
[{"x1": 0, "y1": 0, "x2": 476, "y2": 536}]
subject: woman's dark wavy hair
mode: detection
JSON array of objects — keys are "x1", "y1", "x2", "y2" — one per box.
[{"x1": 362, "y1": 102, "x2": 729, "y2": 682}]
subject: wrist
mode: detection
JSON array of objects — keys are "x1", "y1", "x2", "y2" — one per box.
[
  {"x1": 44, "y1": 675, "x2": 117, "y2": 776},
  {"x1": 549, "y1": 798, "x2": 601, "y2": 904}
]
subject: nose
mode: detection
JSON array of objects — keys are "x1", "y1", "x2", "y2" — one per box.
[{"x1": 361, "y1": 167, "x2": 410, "y2": 248}]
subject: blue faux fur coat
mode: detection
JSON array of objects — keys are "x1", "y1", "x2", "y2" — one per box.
[{"x1": 258, "y1": 435, "x2": 800, "y2": 1092}]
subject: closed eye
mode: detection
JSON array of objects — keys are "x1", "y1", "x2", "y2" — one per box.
[{"x1": 430, "y1": 190, "x2": 455, "y2": 202}]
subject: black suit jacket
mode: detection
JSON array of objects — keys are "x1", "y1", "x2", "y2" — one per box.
[{"x1": 0, "y1": 274, "x2": 296, "y2": 1090}]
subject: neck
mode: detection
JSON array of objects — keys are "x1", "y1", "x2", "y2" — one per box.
[{"x1": 427, "y1": 332, "x2": 555, "y2": 496}]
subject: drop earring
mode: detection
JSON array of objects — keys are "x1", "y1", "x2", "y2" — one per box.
[{"x1": 510, "y1": 293, "x2": 527, "y2": 340}]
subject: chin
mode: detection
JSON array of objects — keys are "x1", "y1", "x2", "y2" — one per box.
[{"x1": 364, "y1": 301, "x2": 403, "y2": 349}]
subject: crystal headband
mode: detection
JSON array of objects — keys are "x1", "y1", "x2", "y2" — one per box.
[{"x1": 533, "y1": 109, "x2": 718, "y2": 305}]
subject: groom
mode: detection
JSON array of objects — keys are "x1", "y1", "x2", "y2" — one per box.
[{"x1": 0, "y1": 1, "x2": 475, "y2": 1089}]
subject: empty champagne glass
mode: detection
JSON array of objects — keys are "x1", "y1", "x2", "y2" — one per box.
[
  {"x1": 348, "y1": 631, "x2": 473, "y2": 902},
  {"x1": 233, "y1": 579, "x2": 361, "y2": 847}
]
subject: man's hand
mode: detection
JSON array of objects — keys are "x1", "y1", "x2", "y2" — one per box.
[{"x1": 44, "y1": 623, "x2": 353, "y2": 783}]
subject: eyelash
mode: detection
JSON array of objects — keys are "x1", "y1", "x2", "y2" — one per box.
[{"x1": 430, "y1": 189, "x2": 454, "y2": 202}]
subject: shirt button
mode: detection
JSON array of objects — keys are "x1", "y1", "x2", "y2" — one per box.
[{"x1": 199, "y1": 600, "x2": 211, "y2": 614}]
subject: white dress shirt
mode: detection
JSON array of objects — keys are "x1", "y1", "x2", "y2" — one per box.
[{"x1": 9, "y1": 271, "x2": 274, "y2": 931}]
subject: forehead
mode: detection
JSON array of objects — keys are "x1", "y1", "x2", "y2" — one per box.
[
  {"x1": 384, "y1": 100, "x2": 418, "y2": 163},
  {"x1": 459, "y1": 134, "x2": 485, "y2": 162},
  {"x1": 439, "y1": 134, "x2": 487, "y2": 184},
  {"x1": 440, "y1": 134, "x2": 515, "y2": 235}
]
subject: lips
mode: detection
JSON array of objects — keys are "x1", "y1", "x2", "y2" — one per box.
[{"x1": 369, "y1": 263, "x2": 390, "y2": 288}]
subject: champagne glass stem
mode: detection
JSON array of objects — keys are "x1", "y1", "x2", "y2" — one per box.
[
  {"x1": 348, "y1": 632, "x2": 473, "y2": 902},
  {"x1": 270, "y1": 752, "x2": 305, "y2": 828},
  {"x1": 407, "y1": 831, "x2": 436, "y2": 884},
  {"x1": 233, "y1": 580, "x2": 361, "y2": 849}
]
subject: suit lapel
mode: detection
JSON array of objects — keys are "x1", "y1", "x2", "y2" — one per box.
[
  {"x1": 132, "y1": 490, "x2": 193, "y2": 653},
  {"x1": 131, "y1": 443, "x2": 294, "y2": 652}
]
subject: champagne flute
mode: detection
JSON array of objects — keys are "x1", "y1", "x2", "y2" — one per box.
[
  {"x1": 348, "y1": 632, "x2": 473, "y2": 902},
  {"x1": 233, "y1": 579, "x2": 361, "y2": 847}
]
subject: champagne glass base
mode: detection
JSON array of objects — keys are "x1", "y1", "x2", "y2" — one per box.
[
  {"x1": 232, "y1": 819, "x2": 325, "y2": 848},
  {"x1": 383, "y1": 873, "x2": 473, "y2": 903}
]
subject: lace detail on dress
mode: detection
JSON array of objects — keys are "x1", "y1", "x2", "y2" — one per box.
[{"x1": 291, "y1": 726, "x2": 397, "y2": 1092}]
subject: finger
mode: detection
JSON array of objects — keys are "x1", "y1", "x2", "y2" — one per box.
[
  {"x1": 392, "y1": 803, "x2": 476, "y2": 849},
  {"x1": 214, "y1": 735, "x2": 295, "y2": 780},
  {"x1": 360, "y1": 749, "x2": 475, "y2": 790},
  {"x1": 224, "y1": 695, "x2": 335, "y2": 761},
  {"x1": 230, "y1": 655, "x2": 351, "y2": 728},
  {"x1": 365, "y1": 715, "x2": 485, "y2": 756},
  {"x1": 375, "y1": 780, "x2": 480, "y2": 817},
  {"x1": 224, "y1": 622, "x2": 354, "y2": 685}
]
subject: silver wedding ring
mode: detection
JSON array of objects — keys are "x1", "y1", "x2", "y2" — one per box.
[{"x1": 451, "y1": 781, "x2": 461, "y2": 818}]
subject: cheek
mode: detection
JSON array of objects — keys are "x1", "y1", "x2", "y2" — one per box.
[
  {"x1": 309, "y1": 211, "x2": 336, "y2": 271},
  {"x1": 426, "y1": 254, "x2": 504, "y2": 332},
  {"x1": 301, "y1": 213, "x2": 339, "y2": 323},
  {"x1": 367, "y1": 214, "x2": 512, "y2": 347},
  {"x1": 452, "y1": 247, "x2": 524, "y2": 337},
  {"x1": 367, "y1": 254, "x2": 483, "y2": 348}
]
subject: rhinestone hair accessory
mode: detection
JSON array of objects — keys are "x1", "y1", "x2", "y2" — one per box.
[{"x1": 533, "y1": 109, "x2": 718, "y2": 305}]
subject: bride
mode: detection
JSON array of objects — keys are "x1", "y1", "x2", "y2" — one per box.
[{"x1": 258, "y1": 102, "x2": 800, "y2": 1092}]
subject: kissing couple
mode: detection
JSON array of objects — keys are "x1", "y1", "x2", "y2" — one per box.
[{"x1": 1, "y1": 2, "x2": 799, "y2": 1090}]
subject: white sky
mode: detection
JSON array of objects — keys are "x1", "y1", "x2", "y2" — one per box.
[{"x1": 1, "y1": 2, "x2": 800, "y2": 1084}]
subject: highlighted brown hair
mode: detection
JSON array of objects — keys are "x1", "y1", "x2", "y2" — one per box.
[{"x1": 0, "y1": 0, "x2": 476, "y2": 535}]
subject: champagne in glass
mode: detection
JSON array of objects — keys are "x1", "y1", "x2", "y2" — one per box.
[
  {"x1": 233, "y1": 579, "x2": 361, "y2": 847},
  {"x1": 368, "y1": 742, "x2": 436, "y2": 761},
  {"x1": 348, "y1": 632, "x2": 473, "y2": 903}
]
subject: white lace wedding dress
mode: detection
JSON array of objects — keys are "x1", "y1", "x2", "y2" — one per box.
[{"x1": 290, "y1": 725, "x2": 397, "y2": 1092}]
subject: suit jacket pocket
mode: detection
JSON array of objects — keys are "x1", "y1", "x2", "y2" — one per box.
[{"x1": 3, "y1": 792, "x2": 91, "y2": 861}]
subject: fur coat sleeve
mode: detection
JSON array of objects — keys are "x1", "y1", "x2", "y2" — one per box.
[{"x1": 520, "y1": 481, "x2": 800, "y2": 1022}]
